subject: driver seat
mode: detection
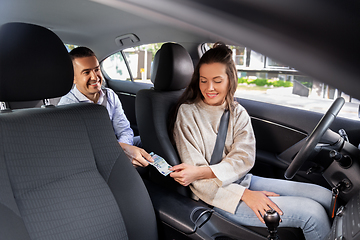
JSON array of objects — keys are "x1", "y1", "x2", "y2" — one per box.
[{"x1": 0, "y1": 22, "x2": 157, "y2": 240}]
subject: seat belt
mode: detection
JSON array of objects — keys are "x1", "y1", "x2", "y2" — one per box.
[{"x1": 209, "y1": 109, "x2": 230, "y2": 165}]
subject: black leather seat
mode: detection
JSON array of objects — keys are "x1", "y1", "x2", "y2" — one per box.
[
  {"x1": 135, "y1": 42, "x2": 193, "y2": 195},
  {"x1": 0, "y1": 22, "x2": 157, "y2": 240}
]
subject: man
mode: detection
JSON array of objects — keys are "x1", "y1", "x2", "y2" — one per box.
[{"x1": 58, "y1": 46, "x2": 152, "y2": 167}]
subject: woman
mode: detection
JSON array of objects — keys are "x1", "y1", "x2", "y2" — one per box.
[{"x1": 169, "y1": 42, "x2": 331, "y2": 240}]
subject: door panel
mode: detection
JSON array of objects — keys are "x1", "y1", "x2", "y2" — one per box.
[
  {"x1": 237, "y1": 97, "x2": 360, "y2": 187},
  {"x1": 106, "y1": 79, "x2": 152, "y2": 136},
  {"x1": 250, "y1": 116, "x2": 307, "y2": 154}
]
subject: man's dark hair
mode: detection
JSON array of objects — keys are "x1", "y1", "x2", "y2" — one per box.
[{"x1": 69, "y1": 46, "x2": 96, "y2": 61}]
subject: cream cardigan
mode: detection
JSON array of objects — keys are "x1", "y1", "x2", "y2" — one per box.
[{"x1": 174, "y1": 100, "x2": 256, "y2": 213}]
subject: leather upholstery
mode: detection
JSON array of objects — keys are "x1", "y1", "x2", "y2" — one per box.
[
  {"x1": 136, "y1": 43, "x2": 193, "y2": 195},
  {"x1": 151, "y1": 42, "x2": 193, "y2": 91},
  {"x1": 0, "y1": 22, "x2": 158, "y2": 240}
]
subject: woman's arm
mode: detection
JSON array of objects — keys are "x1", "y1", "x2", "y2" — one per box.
[
  {"x1": 170, "y1": 163, "x2": 216, "y2": 186},
  {"x1": 241, "y1": 189, "x2": 283, "y2": 223},
  {"x1": 171, "y1": 104, "x2": 256, "y2": 214}
]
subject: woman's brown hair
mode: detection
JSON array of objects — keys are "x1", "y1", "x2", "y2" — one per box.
[{"x1": 169, "y1": 42, "x2": 238, "y2": 142}]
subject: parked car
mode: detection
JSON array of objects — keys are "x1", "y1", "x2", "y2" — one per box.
[{"x1": 1, "y1": 0, "x2": 360, "y2": 239}]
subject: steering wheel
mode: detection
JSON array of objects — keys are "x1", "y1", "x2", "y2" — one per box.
[{"x1": 284, "y1": 97, "x2": 345, "y2": 179}]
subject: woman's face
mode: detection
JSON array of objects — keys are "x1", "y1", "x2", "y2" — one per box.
[{"x1": 199, "y1": 62, "x2": 229, "y2": 106}]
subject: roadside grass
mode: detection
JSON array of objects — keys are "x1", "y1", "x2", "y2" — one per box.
[{"x1": 237, "y1": 84, "x2": 272, "y2": 92}]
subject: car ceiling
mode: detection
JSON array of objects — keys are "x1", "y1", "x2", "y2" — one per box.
[
  {"x1": 0, "y1": 0, "x2": 212, "y2": 57},
  {"x1": 1, "y1": 0, "x2": 359, "y2": 100}
]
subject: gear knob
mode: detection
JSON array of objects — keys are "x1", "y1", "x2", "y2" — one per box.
[{"x1": 263, "y1": 209, "x2": 280, "y2": 240}]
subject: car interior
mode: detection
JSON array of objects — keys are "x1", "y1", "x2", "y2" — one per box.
[{"x1": 1, "y1": 1, "x2": 360, "y2": 240}]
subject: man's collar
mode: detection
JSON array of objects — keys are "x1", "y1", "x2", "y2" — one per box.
[{"x1": 72, "y1": 86, "x2": 104, "y2": 104}]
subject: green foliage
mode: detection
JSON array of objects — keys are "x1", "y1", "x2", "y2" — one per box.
[
  {"x1": 64, "y1": 44, "x2": 78, "y2": 51},
  {"x1": 238, "y1": 78, "x2": 293, "y2": 87},
  {"x1": 250, "y1": 78, "x2": 268, "y2": 86},
  {"x1": 272, "y1": 80, "x2": 293, "y2": 87},
  {"x1": 238, "y1": 77, "x2": 248, "y2": 84},
  {"x1": 299, "y1": 81, "x2": 312, "y2": 88}
]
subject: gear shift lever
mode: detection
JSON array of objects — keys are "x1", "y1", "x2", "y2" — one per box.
[{"x1": 263, "y1": 209, "x2": 280, "y2": 240}]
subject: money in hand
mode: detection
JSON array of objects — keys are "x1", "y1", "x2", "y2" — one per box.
[{"x1": 149, "y1": 152, "x2": 173, "y2": 176}]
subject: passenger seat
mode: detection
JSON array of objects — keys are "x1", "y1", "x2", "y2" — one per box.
[
  {"x1": 0, "y1": 22, "x2": 158, "y2": 240},
  {"x1": 135, "y1": 42, "x2": 194, "y2": 196}
]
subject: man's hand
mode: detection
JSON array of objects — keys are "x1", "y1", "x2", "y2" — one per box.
[
  {"x1": 241, "y1": 189, "x2": 283, "y2": 224},
  {"x1": 119, "y1": 142, "x2": 153, "y2": 167},
  {"x1": 169, "y1": 163, "x2": 215, "y2": 186}
]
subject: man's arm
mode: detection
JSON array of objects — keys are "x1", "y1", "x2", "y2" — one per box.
[
  {"x1": 119, "y1": 142, "x2": 153, "y2": 167},
  {"x1": 106, "y1": 89, "x2": 153, "y2": 167},
  {"x1": 106, "y1": 89, "x2": 134, "y2": 145}
]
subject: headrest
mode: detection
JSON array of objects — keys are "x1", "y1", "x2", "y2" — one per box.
[
  {"x1": 151, "y1": 42, "x2": 193, "y2": 91},
  {"x1": 0, "y1": 22, "x2": 73, "y2": 102}
]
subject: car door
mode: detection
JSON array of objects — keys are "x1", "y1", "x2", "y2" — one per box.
[
  {"x1": 197, "y1": 43, "x2": 360, "y2": 187},
  {"x1": 237, "y1": 97, "x2": 360, "y2": 187},
  {"x1": 101, "y1": 47, "x2": 155, "y2": 136}
]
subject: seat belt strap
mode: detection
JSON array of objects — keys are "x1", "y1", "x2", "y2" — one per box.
[{"x1": 210, "y1": 109, "x2": 230, "y2": 165}]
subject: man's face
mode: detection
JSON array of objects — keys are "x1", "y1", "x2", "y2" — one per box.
[{"x1": 73, "y1": 56, "x2": 103, "y2": 100}]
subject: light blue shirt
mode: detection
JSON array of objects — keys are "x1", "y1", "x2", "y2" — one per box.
[{"x1": 58, "y1": 86, "x2": 134, "y2": 145}]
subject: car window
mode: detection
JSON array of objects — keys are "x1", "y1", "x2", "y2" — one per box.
[
  {"x1": 102, "y1": 52, "x2": 131, "y2": 81},
  {"x1": 203, "y1": 43, "x2": 360, "y2": 121},
  {"x1": 102, "y1": 43, "x2": 165, "y2": 84},
  {"x1": 65, "y1": 44, "x2": 77, "y2": 52}
]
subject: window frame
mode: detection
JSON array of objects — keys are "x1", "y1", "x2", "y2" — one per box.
[{"x1": 100, "y1": 50, "x2": 134, "y2": 82}]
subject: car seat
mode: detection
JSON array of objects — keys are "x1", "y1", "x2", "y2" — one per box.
[
  {"x1": 135, "y1": 42, "x2": 305, "y2": 240},
  {"x1": 136, "y1": 42, "x2": 194, "y2": 196},
  {"x1": 0, "y1": 22, "x2": 158, "y2": 240}
]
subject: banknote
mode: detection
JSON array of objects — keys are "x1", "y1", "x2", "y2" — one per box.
[{"x1": 149, "y1": 152, "x2": 173, "y2": 176}]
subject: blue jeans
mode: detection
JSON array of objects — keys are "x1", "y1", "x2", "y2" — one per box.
[{"x1": 214, "y1": 176, "x2": 331, "y2": 240}]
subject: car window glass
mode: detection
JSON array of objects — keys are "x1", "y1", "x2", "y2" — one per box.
[
  {"x1": 102, "y1": 43, "x2": 165, "y2": 84},
  {"x1": 203, "y1": 43, "x2": 360, "y2": 121},
  {"x1": 102, "y1": 52, "x2": 131, "y2": 81},
  {"x1": 65, "y1": 44, "x2": 78, "y2": 52}
]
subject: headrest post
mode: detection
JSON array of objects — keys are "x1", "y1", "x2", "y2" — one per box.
[
  {"x1": 43, "y1": 99, "x2": 51, "y2": 106},
  {"x1": 0, "y1": 101, "x2": 11, "y2": 113},
  {"x1": 41, "y1": 99, "x2": 55, "y2": 108},
  {"x1": 0, "y1": 102, "x2": 7, "y2": 110}
]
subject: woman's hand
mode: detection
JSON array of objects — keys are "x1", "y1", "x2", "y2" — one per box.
[
  {"x1": 169, "y1": 163, "x2": 215, "y2": 186},
  {"x1": 241, "y1": 189, "x2": 283, "y2": 224}
]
